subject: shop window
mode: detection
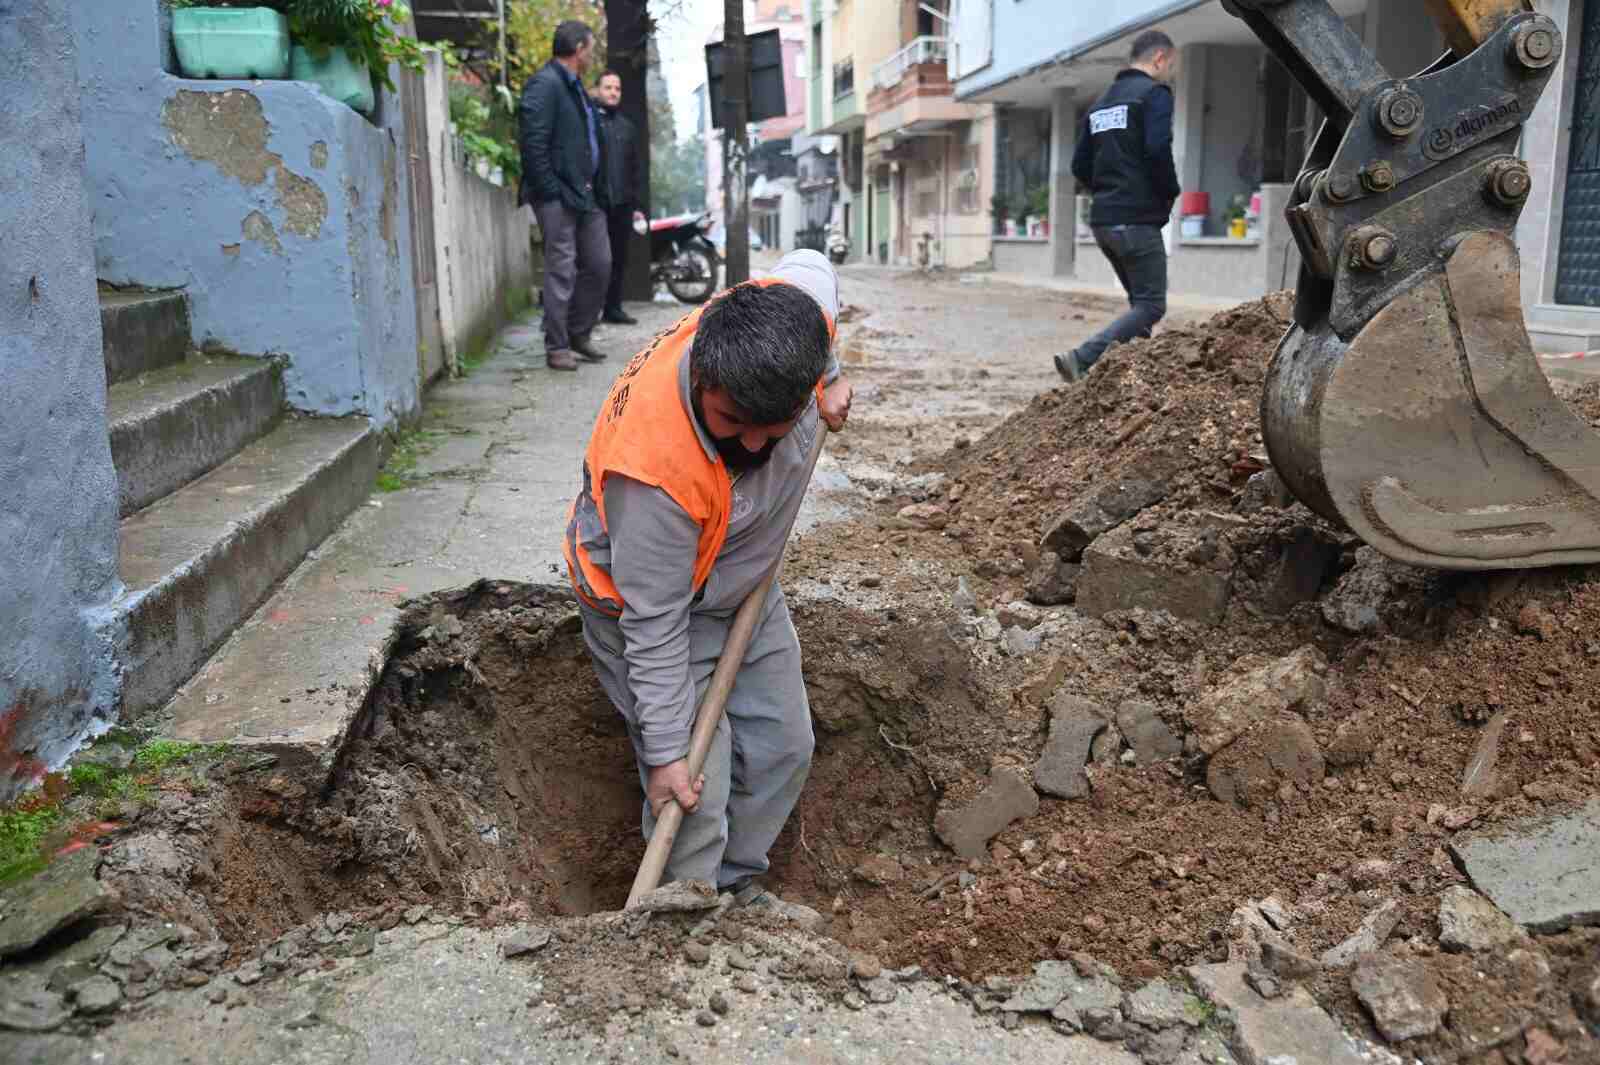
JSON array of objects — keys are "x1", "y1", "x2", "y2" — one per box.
[{"x1": 996, "y1": 106, "x2": 1052, "y2": 218}]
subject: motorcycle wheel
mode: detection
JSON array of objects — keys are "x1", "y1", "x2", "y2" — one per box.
[{"x1": 667, "y1": 245, "x2": 719, "y2": 304}]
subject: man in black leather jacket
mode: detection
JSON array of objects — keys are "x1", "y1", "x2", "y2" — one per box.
[
  {"x1": 592, "y1": 70, "x2": 645, "y2": 325},
  {"x1": 519, "y1": 20, "x2": 612, "y2": 371},
  {"x1": 1056, "y1": 30, "x2": 1181, "y2": 382}
]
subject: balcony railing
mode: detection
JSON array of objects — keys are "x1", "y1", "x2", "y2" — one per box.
[
  {"x1": 872, "y1": 36, "x2": 947, "y2": 92},
  {"x1": 833, "y1": 58, "x2": 854, "y2": 99}
]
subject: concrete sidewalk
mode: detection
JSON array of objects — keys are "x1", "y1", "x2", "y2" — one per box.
[{"x1": 162, "y1": 303, "x2": 681, "y2": 755}]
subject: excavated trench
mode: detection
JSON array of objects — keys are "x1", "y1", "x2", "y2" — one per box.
[{"x1": 185, "y1": 580, "x2": 971, "y2": 952}]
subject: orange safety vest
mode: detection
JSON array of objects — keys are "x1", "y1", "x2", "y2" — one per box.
[{"x1": 565, "y1": 278, "x2": 834, "y2": 616}]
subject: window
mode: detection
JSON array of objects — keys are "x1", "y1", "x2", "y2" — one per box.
[
  {"x1": 995, "y1": 106, "x2": 1051, "y2": 209},
  {"x1": 915, "y1": 161, "x2": 939, "y2": 218},
  {"x1": 1260, "y1": 54, "x2": 1311, "y2": 184},
  {"x1": 955, "y1": 144, "x2": 980, "y2": 213}
]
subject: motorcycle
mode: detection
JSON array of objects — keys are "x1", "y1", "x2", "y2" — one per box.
[
  {"x1": 644, "y1": 210, "x2": 721, "y2": 305},
  {"x1": 826, "y1": 224, "x2": 850, "y2": 266}
]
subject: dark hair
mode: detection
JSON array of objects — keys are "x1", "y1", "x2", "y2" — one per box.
[
  {"x1": 690, "y1": 283, "x2": 831, "y2": 425},
  {"x1": 553, "y1": 20, "x2": 594, "y2": 58},
  {"x1": 599, "y1": 69, "x2": 623, "y2": 84},
  {"x1": 1131, "y1": 30, "x2": 1174, "y2": 63}
]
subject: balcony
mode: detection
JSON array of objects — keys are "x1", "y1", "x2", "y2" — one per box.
[
  {"x1": 865, "y1": 36, "x2": 973, "y2": 143},
  {"x1": 872, "y1": 37, "x2": 947, "y2": 92}
]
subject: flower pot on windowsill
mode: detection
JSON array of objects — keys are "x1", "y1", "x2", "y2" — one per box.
[
  {"x1": 173, "y1": 7, "x2": 290, "y2": 80},
  {"x1": 291, "y1": 44, "x2": 375, "y2": 115}
]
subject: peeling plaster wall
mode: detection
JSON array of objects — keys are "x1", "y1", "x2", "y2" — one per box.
[
  {"x1": 421, "y1": 52, "x2": 535, "y2": 370},
  {"x1": 0, "y1": 0, "x2": 125, "y2": 799},
  {"x1": 70, "y1": 1, "x2": 420, "y2": 427}
]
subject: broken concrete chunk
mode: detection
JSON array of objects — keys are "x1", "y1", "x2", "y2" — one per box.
[
  {"x1": 1123, "y1": 979, "x2": 1205, "y2": 1029},
  {"x1": 1077, "y1": 534, "x2": 1232, "y2": 626},
  {"x1": 1320, "y1": 899, "x2": 1399, "y2": 970},
  {"x1": 1205, "y1": 716, "x2": 1325, "y2": 807},
  {"x1": 1438, "y1": 885, "x2": 1524, "y2": 953},
  {"x1": 1040, "y1": 479, "x2": 1168, "y2": 562},
  {"x1": 1187, "y1": 962, "x2": 1373, "y2": 1065},
  {"x1": 1258, "y1": 941, "x2": 1320, "y2": 981},
  {"x1": 1032, "y1": 694, "x2": 1108, "y2": 800},
  {"x1": 0, "y1": 987, "x2": 72, "y2": 1033},
  {"x1": 1320, "y1": 547, "x2": 1424, "y2": 635},
  {"x1": 1184, "y1": 646, "x2": 1327, "y2": 756},
  {"x1": 852, "y1": 854, "x2": 904, "y2": 886},
  {"x1": 499, "y1": 925, "x2": 553, "y2": 958},
  {"x1": 1350, "y1": 954, "x2": 1448, "y2": 1042},
  {"x1": 0, "y1": 847, "x2": 107, "y2": 959},
  {"x1": 1115, "y1": 701, "x2": 1182, "y2": 765},
  {"x1": 1449, "y1": 800, "x2": 1600, "y2": 933},
  {"x1": 1025, "y1": 552, "x2": 1080, "y2": 607},
  {"x1": 69, "y1": 975, "x2": 123, "y2": 1015},
  {"x1": 631, "y1": 880, "x2": 720, "y2": 914},
  {"x1": 934, "y1": 766, "x2": 1040, "y2": 860},
  {"x1": 1000, "y1": 960, "x2": 1077, "y2": 1013}
]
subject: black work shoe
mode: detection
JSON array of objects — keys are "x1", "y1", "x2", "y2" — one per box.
[
  {"x1": 602, "y1": 309, "x2": 638, "y2": 325},
  {"x1": 571, "y1": 336, "x2": 609, "y2": 363},
  {"x1": 1054, "y1": 352, "x2": 1084, "y2": 382}
]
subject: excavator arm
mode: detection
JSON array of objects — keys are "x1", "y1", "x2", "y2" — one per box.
[{"x1": 1222, "y1": 0, "x2": 1600, "y2": 569}]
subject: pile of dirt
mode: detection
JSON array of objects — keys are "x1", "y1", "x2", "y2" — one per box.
[{"x1": 928, "y1": 293, "x2": 1294, "y2": 565}]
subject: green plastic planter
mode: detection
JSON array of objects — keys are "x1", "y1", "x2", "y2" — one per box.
[
  {"x1": 172, "y1": 7, "x2": 290, "y2": 80},
  {"x1": 291, "y1": 45, "x2": 375, "y2": 115}
]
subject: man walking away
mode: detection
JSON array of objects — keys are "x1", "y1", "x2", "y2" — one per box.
[
  {"x1": 592, "y1": 70, "x2": 645, "y2": 326},
  {"x1": 1056, "y1": 30, "x2": 1180, "y2": 382},
  {"x1": 519, "y1": 20, "x2": 612, "y2": 371}
]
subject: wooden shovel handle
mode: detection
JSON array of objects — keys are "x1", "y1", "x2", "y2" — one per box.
[{"x1": 624, "y1": 426, "x2": 828, "y2": 907}]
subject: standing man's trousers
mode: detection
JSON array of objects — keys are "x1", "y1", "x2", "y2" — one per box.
[
  {"x1": 604, "y1": 205, "x2": 636, "y2": 318},
  {"x1": 533, "y1": 201, "x2": 611, "y2": 354},
  {"x1": 579, "y1": 589, "x2": 815, "y2": 888}
]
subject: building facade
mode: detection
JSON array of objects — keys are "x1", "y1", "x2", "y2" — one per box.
[
  {"x1": 806, "y1": 0, "x2": 995, "y2": 268},
  {"x1": 946, "y1": 0, "x2": 1600, "y2": 348}
]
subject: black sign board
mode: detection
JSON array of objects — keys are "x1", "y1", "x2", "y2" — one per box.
[{"x1": 705, "y1": 28, "x2": 787, "y2": 129}]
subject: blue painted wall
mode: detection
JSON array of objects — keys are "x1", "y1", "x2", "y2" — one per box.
[
  {"x1": 71, "y1": 1, "x2": 420, "y2": 427},
  {"x1": 0, "y1": 0, "x2": 125, "y2": 799},
  {"x1": 959, "y1": 0, "x2": 1198, "y2": 99}
]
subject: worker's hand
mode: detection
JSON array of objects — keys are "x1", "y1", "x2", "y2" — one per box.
[
  {"x1": 647, "y1": 759, "x2": 705, "y2": 817},
  {"x1": 819, "y1": 375, "x2": 854, "y2": 432}
]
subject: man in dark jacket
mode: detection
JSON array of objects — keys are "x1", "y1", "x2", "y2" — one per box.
[
  {"x1": 519, "y1": 20, "x2": 612, "y2": 371},
  {"x1": 1056, "y1": 30, "x2": 1181, "y2": 382},
  {"x1": 591, "y1": 70, "x2": 645, "y2": 325}
]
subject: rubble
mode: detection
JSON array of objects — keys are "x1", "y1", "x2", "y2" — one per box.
[
  {"x1": 1187, "y1": 962, "x2": 1373, "y2": 1065},
  {"x1": 1437, "y1": 885, "x2": 1524, "y2": 953},
  {"x1": 1032, "y1": 694, "x2": 1108, "y2": 799},
  {"x1": 933, "y1": 766, "x2": 1039, "y2": 859},
  {"x1": 1319, "y1": 899, "x2": 1399, "y2": 969},
  {"x1": 0, "y1": 847, "x2": 107, "y2": 959},
  {"x1": 1450, "y1": 800, "x2": 1600, "y2": 932},
  {"x1": 1114, "y1": 701, "x2": 1182, "y2": 765},
  {"x1": 1204, "y1": 715, "x2": 1325, "y2": 807},
  {"x1": 1040, "y1": 478, "x2": 1169, "y2": 562},
  {"x1": 1349, "y1": 954, "x2": 1448, "y2": 1042},
  {"x1": 1184, "y1": 646, "x2": 1327, "y2": 756},
  {"x1": 1076, "y1": 518, "x2": 1234, "y2": 626}
]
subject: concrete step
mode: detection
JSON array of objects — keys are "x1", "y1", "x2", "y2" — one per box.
[
  {"x1": 107, "y1": 356, "x2": 284, "y2": 518},
  {"x1": 117, "y1": 415, "x2": 380, "y2": 722},
  {"x1": 101, "y1": 290, "x2": 191, "y2": 385}
]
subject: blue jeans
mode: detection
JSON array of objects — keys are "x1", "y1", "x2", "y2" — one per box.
[{"x1": 1076, "y1": 224, "x2": 1168, "y2": 369}]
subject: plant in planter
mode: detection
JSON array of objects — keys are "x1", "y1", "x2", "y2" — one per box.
[
  {"x1": 288, "y1": 0, "x2": 427, "y2": 114},
  {"x1": 1027, "y1": 184, "x2": 1051, "y2": 235},
  {"x1": 989, "y1": 193, "x2": 1010, "y2": 236},
  {"x1": 168, "y1": 0, "x2": 293, "y2": 81},
  {"x1": 1224, "y1": 192, "x2": 1250, "y2": 239}
]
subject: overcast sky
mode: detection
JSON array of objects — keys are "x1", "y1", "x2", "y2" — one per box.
[{"x1": 653, "y1": 0, "x2": 720, "y2": 140}]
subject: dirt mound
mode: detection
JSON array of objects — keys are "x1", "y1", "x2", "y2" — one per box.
[{"x1": 931, "y1": 293, "x2": 1293, "y2": 562}]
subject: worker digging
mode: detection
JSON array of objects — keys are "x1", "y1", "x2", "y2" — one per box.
[
  {"x1": 9, "y1": 2, "x2": 1600, "y2": 1064},
  {"x1": 564, "y1": 249, "x2": 853, "y2": 910}
]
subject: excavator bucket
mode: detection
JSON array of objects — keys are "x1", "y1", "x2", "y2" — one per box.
[
  {"x1": 1226, "y1": 0, "x2": 1600, "y2": 569},
  {"x1": 1264, "y1": 232, "x2": 1600, "y2": 569}
]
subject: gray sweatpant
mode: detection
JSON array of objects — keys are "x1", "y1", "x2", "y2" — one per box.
[
  {"x1": 533, "y1": 201, "x2": 611, "y2": 354},
  {"x1": 579, "y1": 588, "x2": 815, "y2": 888}
]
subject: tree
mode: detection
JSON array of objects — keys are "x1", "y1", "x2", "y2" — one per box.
[
  {"x1": 489, "y1": 0, "x2": 607, "y2": 92},
  {"x1": 721, "y1": 0, "x2": 750, "y2": 285},
  {"x1": 652, "y1": 136, "x2": 706, "y2": 216}
]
